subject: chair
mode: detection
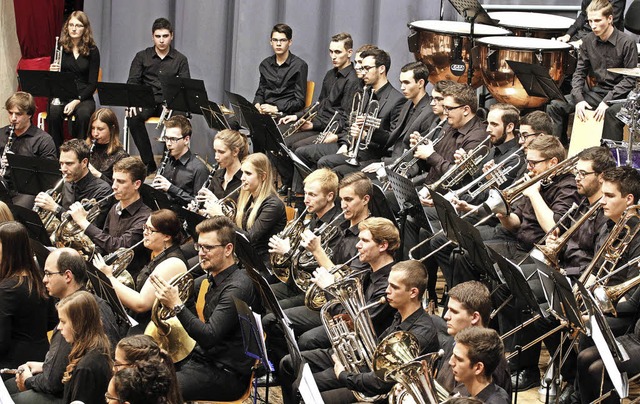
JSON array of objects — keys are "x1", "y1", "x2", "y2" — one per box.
[
  {"x1": 285, "y1": 205, "x2": 296, "y2": 222},
  {"x1": 305, "y1": 81, "x2": 315, "y2": 108}
]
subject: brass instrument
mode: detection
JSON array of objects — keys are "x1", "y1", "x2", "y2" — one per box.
[
  {"x1": 291, "y1": 212, "x2": 345, "y2": 293},
  {"x1": 373, "y1": 331, "x2": 447, "y2": 404},
  {"x1": 144, "y1": 261, "x2": 201, "y2": 363},
  {"x1": 51, "y1": 36, "x2": 63, "y2": 105},
  {"x1": 282, "y1": 102, "x2": 319, "y2": 139},
  {"x1": 346, "y1": 91, "x2": 381, "y2": 166},
  {"x1": 271, "y1": 207, "x2": 308, "y2": 284},
  {"x1": 102, "y1": 238, "x2": 145, "y2": 289},
  {"x1": 427, "y1": 135, "x2": 491, "y2": 193},
  {"x1": 349, "y1": 87, "x2": 365, "y2": 127},
  {"x1": 34, "y1": 176, "x2": 66, "y2": 237},
  {"x1": 214, "y1": 184, "x2": 242, "y2": 219},
  {"x1": 593, "y1": 269, "x2": 640, "y2": 317},
  {"x1": 0, "y1": 125, "x2": 15, "y2": 177},
  {"x1": 313, "y1": 111, "x2": 340, "y2": 144},
  {"x1": 386, "y1": 120, "x2": 447, "y2": 179},
  {"x1": 304, "y1": 253, "x2": 360, "y2": 310},
  {"x1": 89, "y1": 139, "x2": 96, "y2": 158},
  {"x1": 0, "y1": 368, "x2": 24, "y2": 375},
  {"x1": 320, "y1": 272, "x2": 387, "y2": 402},
  {"x1": 530, "y1": 200, "x2": 602, "y2": 269},
  {"x1": 187, "y1": 162, "x2": 219, "y2": 213},
  {"x1": 156, "y1": 104, "x2": 173, "y2": 142}
]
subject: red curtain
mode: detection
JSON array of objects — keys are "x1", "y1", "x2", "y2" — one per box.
[{"x1": 13, "y1": 0, "x2": 64, "y2": 59}]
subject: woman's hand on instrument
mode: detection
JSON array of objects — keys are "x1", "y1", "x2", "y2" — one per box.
[
  {"x1": 278, "y1": 115, "x2": 296, "y2": 125},
  {"x1": 300, "y1": 229, "x2": 321, "y2": 253},
  {"x1": 69, "y1": 201, "x2": 90, "y2": 229},
  {"x1": 575, "y1": 101, "x2": 593, "y2": 122},
  {"x1": 63, "y1": 99, "x2": 80, "y2": 115},
  {"x1": 311, "y1": 266, "x2": 335, "y2": 290},
  {"x1": 150, "y1": 274, "x2": 181, "y2": 309},
  {"x1": 34, "y1": 192, "x2": 59, "y2": 212},
  {"x1": 204, "y1": 199, "x2": 224, "y2": 217},
  {"x1": 453, "y1": 148, "x2": 467, "y2": 164},
  {"x1": 151, "y1": 174, "x2": 171, "y2": 192},
  {"x1": 362, "y1": 162, "x2": 383, "y2": 174},
  {"x1": 268, "y1": 235, "x2": 291, "y2": 255},
  {"x1": 414, "y1": 141, "x2": 434, "y2": 160},
  {"x1": 93, "y1": 253, "x2": 114, "y2": 278},
  {"x1": 594, "y1": 101, "x2": 609, "y2": 122}
]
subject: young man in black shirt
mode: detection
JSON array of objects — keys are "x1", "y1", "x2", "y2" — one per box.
[
  {"x1": 254, "y1": 23, "x2": 308, "y2": 116},
  {"x1": 126, "y1": 17, "x2": 190, "y2": 173}
]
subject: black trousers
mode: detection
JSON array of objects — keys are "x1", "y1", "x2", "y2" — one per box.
[
  {"x1": 127, "y1": 104, "x2": 164, "y2": 170},
  {"x1": 5, "y1": 378, "x2": 64, "y2": 404},
  {"x1": 47, "y1": 99, "x2": 96, "y2": 147},
  {"x1": 176, "y1": 353, "x2": 249, "y2": 401}
]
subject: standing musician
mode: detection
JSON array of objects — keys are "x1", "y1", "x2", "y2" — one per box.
[
  {"x1": 205, "y1": 152, "x2": 286, "y2": 272},
  {"x1": 314, "y1": 48, "x2": 405, "y2": 177},
  {"x1": 69, "y1": 157, "x2": 151, "y2": 279},
  {"x1": 449, "y1": 328, "x2": 510, "y2": 404},
  {"x1": 279, "y1": 260, "x2": 439, "y2": 404},
  {"x1": 93, "y1": 209, "x2": 187, "y2": 331},
  {"x1": 151, "y1": 115, "x2": 209, "y2": 206},
  {"x1": 86, "y1": 108, "x2": 129, "y2": 182},
  {"x1": 150, "y1": 216, "x2": 260, "y2": 402},
  {"x1": 253, "y1": 23, "x2": 309, "y2": 116},
  {"x1": 34, "y1": 138, "x2": 113, "y2": 228},
  {"x1": 547, "y1": 0, "x2": 637, "y2": 143},
  {"x1": 47, "y1": 11, "x2": 100, "y2": 147},
  {"x1": 126, "y1": 17, "x2": 190, "y2": 174}
]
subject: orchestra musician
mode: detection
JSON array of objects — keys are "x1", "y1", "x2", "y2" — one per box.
[
  {"x1": 279, "y1": 260, "x2": 439, "y2": 404},
  {"x1": 93, "y1": 209, "x2": 187, "y2": 331},
  {"x1": 150, "y1": 216, "x2": 260, "y2": 401},
  {"x1": 107, "y1": 357, "x2": 176, "y2": 404},
  {"x1": 205, "y1": 152, "x2": 286, "y2": 272},
  {"x1": 69, "y1": 157, "x2": 151, "y2": 279},
  {"x1": 150, "y1": 115, "x2": 209, "y2": 206},
  {"x1": 555, "y1": 0, "x2": 626, "y2": 45},
  {"x1": 0, "y1": 222, "x2": 51, "y2": 381},
  {"x1": 518, "y1": 110, "x2": 554, "y2": 152},
  {"x1": 86, "y1": 108, "x2": 129, "y2": 182},
  {"x1": 47, "y1": 11, "x2": 100, "y2": 147},
  {"x1": 126, "y1": 17, "x2": 190, "y2": 174},
  {"x1": 253, "y1": 23, "x2": 309, "y2": 116},
  {"x1": 6, "y1": 248, "x2": 126, "y2": 403}
]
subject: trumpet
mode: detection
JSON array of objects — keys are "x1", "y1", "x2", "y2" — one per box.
[
  {"x1": 51, "y1": 36, "x2": 63, "y2": 105},
  {"x1": 270, "y1": 207, "x2": 309, "y2": 284},
  {"x1": 427, "y1": 135, "x2": 491, "y2": 193},
  {"x1": 390, "y1": 120, "x2": 447, "y2": 178},
  {"x1": 345, "y1": 93, "x2": 380, "y2": 166},
  {"x1": 0, "y1": 125, "x2": 15, "y2": 177},
  {"x1": 282, "y1": 102, "x2": 319, "y2": 139},
  {"x1": 156, "y1": 104, "x2": 173, "y2": 142},
  {"x1": 313, "y1": 111, "x2": 339, "y2": 144}
]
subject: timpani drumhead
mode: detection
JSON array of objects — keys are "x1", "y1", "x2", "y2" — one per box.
[
  {"x1": 476, "y1": 36, "x2": 572, "y2": 50},
  {"x1": 489, "y1": 12, "x2": 575, "y2": 34},
  {"x1": 408, "y1": 20, "x2": 511, "y2": 36}
]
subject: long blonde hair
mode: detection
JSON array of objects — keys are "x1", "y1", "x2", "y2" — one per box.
[{"x1": 235, "y1": 153, "x2": 277, "y2": 229}]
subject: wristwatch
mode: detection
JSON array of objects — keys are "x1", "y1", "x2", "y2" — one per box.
[{"x1": 173, "y1": 303, "x2": 185, "y2": 315}]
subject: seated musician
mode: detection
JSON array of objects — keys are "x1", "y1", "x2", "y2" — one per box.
[
  {"x1": 126, "y1": 17, "x2": 190, "y2": 174},
  {"x1": 1, "y1": 92, "x2": 57, "y2": 207},
  {"x1": 150, "y1": 216, "x2": 260, "y2": 401},
  {"x1": 518, "y1": 110, "x2": 554, "y2": 151},
  {"x1": 313, "y1": 48, "x2": 404, "y2": 178},
  {"x1": 108, "y1": 357, "x2": 177, "y2": 404},
  {"x1": 546, "y1": 0, "x2": 637, "y2": 144},
  {"x1": 34, "y1": 138, "x2": 113, "y2": 229},
  {"x1": 93, "y1": 209, "x2": 187, "y2": 331},
  {"x1": 86, "y1": 108, "x2": 129, "y2": 182},
  {"x1": 449, "y1": 328, "x2": 510, "y2": 404},
  {"x1": 279, "y1": 260, "x2": 439, "y2": 404},
  {"x1": 555, "y1": 0, "x2": 626, "y2": 46},
  {"x1": 267, "y1": 168, "x2": 342, "y2": 308},
  {"x1": 205, "y1": 152, "x2": 286, "y2": 272},
  {"x1": 69, "y1": 156, "x2": 151, "y2": 279},
  {"x1": 151, "y1": 115, "x2": 209, "y2": 206},
  {"x1": 253, "y1": 23, "x2": 308, "y2": 116},
  {"x1": 437, "y1": 281, "x2": 512, "y2": 395},
  {"x1": 7, "y1": 248, "x2": 126, "y2": 404}
]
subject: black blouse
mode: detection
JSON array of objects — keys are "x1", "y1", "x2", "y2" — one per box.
[
  {"x1": 62, "y1": 349, "x2": 111, "y2": 404},
  {"x1": 58, "y1": 46, "x2": 100, "y2": 101},
  {"x1": 89, "y1": 142, "x2": 129, "y2": 182},
  {"x1": 209, "y1": 167, "x2": 243, "y2": 200},
  {"x1": 240, "y1": 194, "x2": 287, "y2": 263}
]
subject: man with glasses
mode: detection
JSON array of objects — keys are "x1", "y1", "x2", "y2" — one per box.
[
  {"x1": 5, "y1": 248, "x2": 126, "y2": 403},
  {"x1": 253, "y1": 23, "x2": 308, "y2": 116},
  {"x1": 518, "y1": 111, "x2": 554, "y2": 151},
  {"x1": 151, "y1": 115, "x2": 208, "y2": 206},
  {"x1": 126, "y1": 17, "x2": 190, "y2": 174},
  {"x1": 151, "y1": 216, "x2": 259, "y2": 401}
]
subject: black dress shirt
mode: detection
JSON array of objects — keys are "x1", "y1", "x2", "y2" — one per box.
[
  {"x1": 240, "y1": 194, "x2": 287, "y2": 263},
  {"x1": 57, "y1": 47, "x2": 100, "y2": 101},
  {"x1": 562, "y1": 197, "x2": 609, "y2": 277},
  {"x1": 571, "y1": 28, "x2": 638, "y2": 104},
  {"x1": 162, "y1": 150, "x2": 209, "y2": 206},
  {"x1": 60, "y1": 171, "x2": 113, "y2": 229},
  {"x1": 127, "y1": 46, "x2": 191, "y2": 104},
  {"x1": 338, "y1": 307, "x2": 440, "y2": 397},
  {"x1": 89, "y1": 142, "x2": 129, "y2": 182},
  {"x1": 24, "y1": 329, "x2": 70, "y2": 397},
  {"x1": 62, "y1": 349, "x2": 111, "y2": 404},
  {"x1": 254, "y1": 52, "x2": 308, "y2": 114},
  {"x1": 361, "y1": 262, "x2": 396, "y2": 335},
  {"x1": 455, "y1": 382, "x2": 511, "y2": 404},
  {"x1": 332, "y1": 219, "x2": 367, "y2": 271},
  {"x1": 208, "y1": 167, "x2": 242, "y2": 200},
  {"x1": 0, "y1": 124, "x2": 57, "y2": 160},
  {"x1": 176, "y1": 264, "x2": 259, "y2": 377}
]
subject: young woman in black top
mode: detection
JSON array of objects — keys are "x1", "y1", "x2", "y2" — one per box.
[{"x1": 86, "y1": 108, "x2": 128, "y2": 182}]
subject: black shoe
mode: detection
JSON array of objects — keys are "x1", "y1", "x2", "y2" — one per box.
[
  {"x1": 255, "y1": 374, "x2": 279, "y2": 387},
  {"x1": 278, "y1": 185, "x2": 289, "y2": 196},
  {"x1": 511, "y1": 368, "x2": 540, "y2": 391},
  {"x1": 558, "y1": 384, "x2": 577, "y2": 404}
]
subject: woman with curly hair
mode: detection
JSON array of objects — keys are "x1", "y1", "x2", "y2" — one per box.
[
  {"x1": 107, "y1": 358, "x2": 175, "y2": 404},
  {"x1": 48, "y1": 10, "x2": 100, "y2": 146},
  {"x1": 56, "y1": 291, "x2": 111, "y2": 403}
]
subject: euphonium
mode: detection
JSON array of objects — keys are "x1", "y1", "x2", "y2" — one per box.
[
  {"x1": 144, "y1": 261, "x2": 201, "y2": 363},
  {"x1": 270, "y1": 207, "x2": 308, "y2": 284},
  {"x1": 282, "y1": 102, "x2": 320, "y2": 139},
  {"x1": 34, "y1": 176, "x2": 66, "y2": 236},
  {"x1": 304, "y1": 254, "x2": 360, "y2": 310},
  {"x1": 0, "y1": 125, "x2": 15, "y2": 177},
  {"x1": 427, "y1": 135, "x2": 491, "y2": 193}
]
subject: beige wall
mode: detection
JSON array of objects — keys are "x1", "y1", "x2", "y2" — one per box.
[{"x1": 0, "y1": 0, "x2": 22, "y2": 127}]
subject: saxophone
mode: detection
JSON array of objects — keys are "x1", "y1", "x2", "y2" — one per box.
[{"x1": 0, "y1": 125, "x2": 15, "y2": 177}]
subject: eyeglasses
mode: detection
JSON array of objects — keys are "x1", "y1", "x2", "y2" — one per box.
[
  {"x1": 164, "y1": 136, "x2": 185, "y2": 144},
  {"x1": 105, "y1": 392, "x2": 122, "y2": 403},
  {"x1": 270, "y1": 38, "x2": 289, "y2": 44},
  {"x1": 142, "y1": 224, "x2": 158, "y2": 234},
  {"x1": 574, "y1": 169, "x2": 597, "y2": 179},
  {"x1": 68, "y1": 23, "x2": 85, "y2": 29},
  {"x1": 361, "y1": 65, "x2": 378, "y2": 72},
  {"x1": 194, "y1": 243, "x2": 226, "y2": 253},
  {"x1": 520, "y1": 131, "x2": 542, "y2": 140},
  {"x1": 43, "y1": 271, "x2": 63, "y2": 278},
  {"x1": 526, "y1": 158, "x2": 550, "y2": 167},
  {"x1": 442, "y1": 104, "x2": 465, "y2": 113}
]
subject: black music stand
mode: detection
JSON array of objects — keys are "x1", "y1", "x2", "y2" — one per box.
[
  {"x1": 10, "y1": 204, "x2": 52, "y2": 247},
  {"x1": 387, "y1": 169, "x2": 431, "y2": 232},
  {"x1": 507, "y1": 60, "x2": 566, "y2": 102},
  {"x1": 431, "y1": 191, "x2": 461, "y2": 244},
  {"x1": 160, "y1": 76, "x2": 209, "y2": 116},
  {"x1": 30, "y1": 237, "x2": 51, "y2": 272},
  {"x1": 176, "y1": 207, "x2": 206, "y2": 241},
  {"x1": 7, "y1": 155, "x2": 62, "y2": 196},
  {"x1": 370, "y1": 183, "x2": 400, "y2": 229},
  {"x1": 85, "y1": 260, "x2": 132, "y2": 326},
  {"x1": 96, "y1": 82, "x2": 156, "y2": 110},
  {"x1": 17, "y1": 70, "x2": 79, "y2": 101},
  {"x1": 226, "y1": 91, "x2": 260, "y2": 129},
  {"x1": 535, "y1": 262, "x2": 583, "y2": 331},
  {"x1": 201, "y1": 101, "x2": 230, "y2": 131},
  {"x1": 139, "y1": 184, "x2": 174, "y2": 211}
]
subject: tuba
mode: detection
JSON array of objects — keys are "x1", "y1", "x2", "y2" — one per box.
[
  {"x1": 270, "y1": 207, "x2": 308, "y2": 284},
  {"x1": 304, "y1": 254, "x2": 360, "y2": 310},
  {"x1": 34, "y1": 176, "x2": 66, "y2": 237},
  {"x1": 144, "y1": 262, "x2": 201, "y2": 363},
  {"x1": 427, "y1": 136, "x2": 491, "y2": 193}
]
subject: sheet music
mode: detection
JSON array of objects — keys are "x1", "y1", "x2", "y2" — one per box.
[
  {"x1": 252, "y1": 312, "x2": 273, "y2": 371},
  {"x1": 298, "y1": 363, "x2": 324, "y2": 404},
  {"x1": 0, "y1": 377, "x2": 15, "y2": 404},
  {"x1": 591, "y1": 315, "x2": 629, "y2": 399}
]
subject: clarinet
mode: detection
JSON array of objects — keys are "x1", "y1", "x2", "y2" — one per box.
[
  {"x1": 156, "y1": 150, "x2": 170, "y2": 177},
  {"x1": 0, "y1": 125, "x2": 15, "y2": 177}
]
